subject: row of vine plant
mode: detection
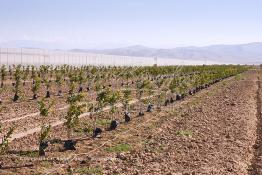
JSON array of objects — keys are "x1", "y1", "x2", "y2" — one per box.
[{"x1": 0, "y1": 64, "x2": 249, "y2": 156}]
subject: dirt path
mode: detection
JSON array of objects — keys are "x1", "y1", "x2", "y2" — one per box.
[
  {"x1": 249, "y1": 71, "x2": 262, "y2": 174},
  {"x1": 1, "y1": 105, "x2": 69, "y2": 123}
]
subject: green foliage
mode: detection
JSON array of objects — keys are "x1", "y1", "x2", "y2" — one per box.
[
  {"x1": 68, "y1": 72, "x2": 78, "y2": 95},
  {"x1": 169, "y1": 77, "x2": 179, "y2": 93},
  {"x1": 169, "y1": 76, "x2": 189, "y2": 94},
  {"x1": 38, "y1": 99, "x2": 54, "y2": 117},
  {"x1": 96, "y1": 119, "x2": 112, "y2": 126},
  {"x1": 0, "y1": 124, "x2": 14, "y2": 154},
  {"x1": 22, "y1": 66, "x2": 30, "y2": 83},
  {"x1": 37, "y1": 98, "x2": 53, "y2": 156},
  {"x1": 176, "y1": 130, "x2": 192, "y2": 137},
  {"x1": 121, "y1": 89, "x2": 132, "y2": 111},
  {"x1": 65, "y1": 104, "x2": 83, "y2": 129},
  {"x1": 0, "y1": 65, "x2": 6, "y2": 79},
  {"x1": 13, "y1": 65, "x2": 22, "y2": 95},
  {"x1": 39, "y1": 65, "x2": 49, "y2": 79},
  {"x1": 0, "y1": 65, "x2": 6, "y2": 87},
  {"x1": 105, "y1": 143, "x2": 131, "y2": 153},
  {"x1": 32, "y1": 76, "x2": 41, "y2": 95},
  {"x1": 67, "y1": 93, "x2": 84, "y2": 104},
  {"x1": 178, "y1": 76, "x2": 189, "y2": 94},
  {"x1": 43, "y1": 78, "x2": 51, "y2": 90},
  {"x1": 55, "y1": 71, "x2": 63, "y2": 86},
  {"x1": 156, "y1": 78, "x2": 165, "y2": 89},
  {"x1": 136, "y1": 79, "x2": 151, "y2": 90},
  {"x1": 192, "y1": 74, "x2": 201, "y2": 88},
  {"x1": 39, "y1": 124, "x2": 51, "y2": 143},
  {"x1": 96, "y1": 88, "x2": 110, "y2": 110},
  {"x1": 75, "y1": 166, "x2": 103, "y2": 175},
  {"x1": 77, "y1": 69, "x2": 85, "y2": 85},
  {"x1": 31, "y1": 65, "x2": 36, "y2": 78},
  {"x1": 65, "y1": 94, "x2": 84, "y2": 138},
  {"x1": 18, "y1": 150, "x2": 39, "y2": 157},
  {"x1": 107, "y1": 90, "x2": 120, "y2": 114},
  {"x1": 136, "y1": 79, "x2": 151, "y2": 99}
]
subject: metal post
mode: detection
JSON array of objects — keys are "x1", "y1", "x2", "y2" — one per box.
[
  {"x1": 44, "y1": 49, "x2": 46, "y2": 65},
  {"x1": 154, "y1": 57, "x2": 157, "y2": 66},
  {"x1": 0, "y1": 47, "x2": 1, "y2": 65},
  {"x1": 33, "y1": 49, "x2": 34, "y2": 65},
  {"x1": 64, "y1": 51, "x2": 66, "y2": 65},
  {"x1": 7, "y1": 48, "x2": 9, "y2": 65},
  {"x1": 14, "y1": 48, "x2": 16, "y2": 65},
  {"x1": 68, "y1": 53, "x2": 70, "y2": 65},
  {"x1": 21, "y1": 48, "x2": 23, "y2": 65}
]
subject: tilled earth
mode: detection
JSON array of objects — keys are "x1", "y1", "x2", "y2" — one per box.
[
  {"x1": 76, "y1": 70, "x2": 259, "y2": 175},
  {"x1": 0, "y1": 70, "x2": 261, "y2": 175}
]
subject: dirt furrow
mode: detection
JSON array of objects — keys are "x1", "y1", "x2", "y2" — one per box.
[
  {"x1": 249, "y1": 72, "x2": 262, "y2": 175},
  {"x1": 7, "y1": 97, "x2": 145, "y2": 142}
]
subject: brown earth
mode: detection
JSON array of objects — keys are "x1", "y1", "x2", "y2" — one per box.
[
  {"x1": 0, "y1": 70, "x2": 261, "y2": 175},
  {"x1": 249, "y1": 72, "x2": 262, "y2": 175},
  {"x1": 67, "y1": 70, "x2": 259, "y2": 175}
]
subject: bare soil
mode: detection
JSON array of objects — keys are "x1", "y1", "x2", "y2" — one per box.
[
  {"x1": 0, "y1": 70, "x2": 261, "y2": 175},
  {"x1": 249, "y1": 73, "x2": 262, "y2": 174}
]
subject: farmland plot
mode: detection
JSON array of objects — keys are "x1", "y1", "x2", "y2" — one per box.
[{"x1": 1, "y1": 64, "x2": 261, "y2": 175}]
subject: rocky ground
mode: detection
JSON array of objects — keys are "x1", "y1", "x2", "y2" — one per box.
[{"x1": 0, "y1": 69, "x2": 261, "y2": 175}]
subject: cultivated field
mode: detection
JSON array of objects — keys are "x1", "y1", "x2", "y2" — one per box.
[{"x1": 0, "y1": 64, "x2": 261, "y2": 174}]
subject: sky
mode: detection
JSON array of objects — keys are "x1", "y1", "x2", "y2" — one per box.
[{"x1": 0, "y1": 0, "x2": 262, "y2": 49}]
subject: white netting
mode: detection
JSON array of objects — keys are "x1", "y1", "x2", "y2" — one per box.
[{"x1": 0, "y1": 47, "x2": 219, "y2": 66}]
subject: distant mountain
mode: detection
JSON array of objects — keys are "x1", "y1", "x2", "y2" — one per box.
[
  {"x1": 72, "y1": 43, "x2": 262, "y2": 64},
  {"x1": 1, "y1": 40, "x2": 262, "y2": 64}
]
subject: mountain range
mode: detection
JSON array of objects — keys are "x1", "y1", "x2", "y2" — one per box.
[
  {"x1": 71, "y1": 43, "x2": 262, "y2": 64},
  {"x1": 1, "y1": 40, "x2": 262, "y2": 64}
]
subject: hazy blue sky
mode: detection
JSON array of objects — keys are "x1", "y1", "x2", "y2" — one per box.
[{"x1": 0, "y1": 0, "x2": 262, "y2": 49}]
